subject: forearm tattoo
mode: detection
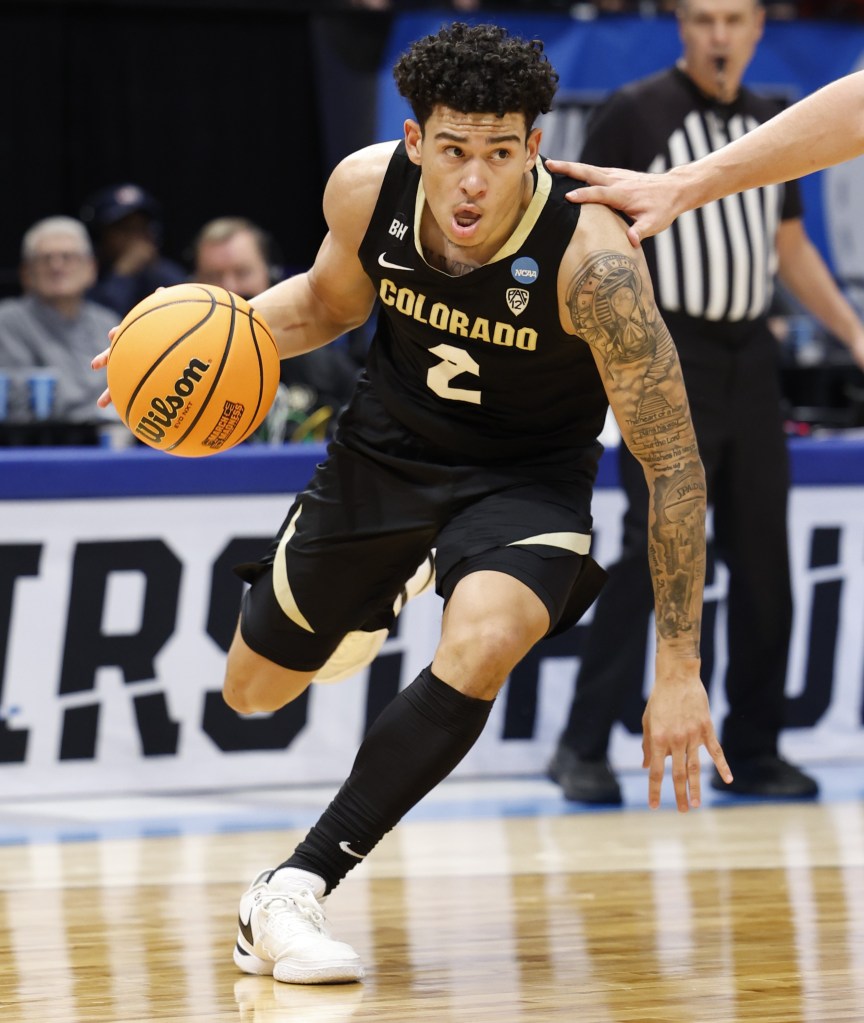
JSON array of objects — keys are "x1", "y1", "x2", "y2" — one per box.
[{"x1": 568, "y1": 250, "x2": 706, "y2": 644}]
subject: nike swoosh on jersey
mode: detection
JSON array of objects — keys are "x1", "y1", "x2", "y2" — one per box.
[{"x1": 378, "y1": 252, "x2": 414, "y2": 271}]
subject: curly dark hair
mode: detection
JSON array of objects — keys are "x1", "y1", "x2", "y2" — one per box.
[{"x1": 392, "y1": 22, "x2": 559, "y2": 133}]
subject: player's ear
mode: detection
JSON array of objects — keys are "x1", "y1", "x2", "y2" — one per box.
[
  {"x1": 526, "y1": 127, "x2": 541, "y2": 170},
  {"x1": 404, "y1": 120, "x2": 423, "y2": 165}
]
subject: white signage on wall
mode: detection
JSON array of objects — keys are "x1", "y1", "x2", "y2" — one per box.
[{"x1": 0, "y1": 487, "x2": 862, "y2": 798}]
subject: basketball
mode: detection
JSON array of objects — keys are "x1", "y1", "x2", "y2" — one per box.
[{"x1": 107, "y1": 283, "x2": 280, "y2": 456}]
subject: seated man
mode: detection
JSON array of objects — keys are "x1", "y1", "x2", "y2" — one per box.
[{"x1": 0, "y1": 216, "x2": 118, "y2": 443}]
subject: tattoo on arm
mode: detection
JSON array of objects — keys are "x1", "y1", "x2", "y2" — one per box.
[{"x1": 568, "y1": 250, "x2": 706, "y2": 646}]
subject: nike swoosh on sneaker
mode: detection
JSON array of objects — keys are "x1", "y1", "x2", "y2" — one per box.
[
  {"x1": 339, "y1": 840, "x2": 367, "y2": 860},
  {"x1": 238, "y1": 913, "x2": 255, "y2": 947},
  {"x1": 378, "y1": 252, "x2": 414, "y2": 272}
]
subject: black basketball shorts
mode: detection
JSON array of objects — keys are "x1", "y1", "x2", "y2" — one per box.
[{"x1": 237, "y1": 398, "x2": 606, "y2": 671}]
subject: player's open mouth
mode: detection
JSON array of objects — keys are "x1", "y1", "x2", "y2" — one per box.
[{"x1": 452, "y1": 208, "x2": 481, "y2": 237}]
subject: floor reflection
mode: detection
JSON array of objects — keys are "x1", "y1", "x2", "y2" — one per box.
[{"x1": 0, "y1": 795, "x2": 862, "y2": 1021}]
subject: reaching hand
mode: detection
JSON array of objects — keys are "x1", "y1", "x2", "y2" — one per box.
[
  {"x1": 641, "y1": 673, "x2": 732, "y2": 812},
  {"x1": 546, "y1": 159, "x2": 684, "y2": 247}
]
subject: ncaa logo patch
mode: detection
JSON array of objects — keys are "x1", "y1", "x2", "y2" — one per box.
[
  {"x1": 510, "y1": 256, "x2": 539, "y2": 284},
  {"x1": 507, "y1": 288, "x2": 530, "y2": 316}
]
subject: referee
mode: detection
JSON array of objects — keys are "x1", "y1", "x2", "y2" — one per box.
[{"x1": 550, "y1": 0, "x2": 864, "y2": 803}]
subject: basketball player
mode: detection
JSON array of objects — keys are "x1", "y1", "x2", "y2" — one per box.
[
  {"x1": 93, "y1": 22, "x2": 730, "y2": 984},
  {"x1": 548, "y1": 69, "x2": 864, "y2": 250}
]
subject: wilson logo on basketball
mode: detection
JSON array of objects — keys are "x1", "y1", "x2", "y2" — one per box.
[{"x1": 135, "y1": 358, "x2": 211, "y2": 443}]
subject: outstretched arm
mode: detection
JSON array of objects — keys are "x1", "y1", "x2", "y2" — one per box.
[
  {"x1": 548, "y1": 71, "x2": 864, "y2": 246},
  {"x1": 561, "y1": 206, "x2": 731, "y2": 810}
]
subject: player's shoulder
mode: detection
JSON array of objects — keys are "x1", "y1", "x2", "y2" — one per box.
[
  {"x1": 323, "y1": 141, "x2": 401, "y2": 233},
  {"x1": 327, "y1": 142, "x2": 400, "y2": 201},
  {"x1": 569, "y1": 202, "x2": 633, "y2": 254}
]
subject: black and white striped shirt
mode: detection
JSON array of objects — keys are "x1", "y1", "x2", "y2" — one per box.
[{"x1": 581, "y1": 67, "x2": 802, "y2": 323}]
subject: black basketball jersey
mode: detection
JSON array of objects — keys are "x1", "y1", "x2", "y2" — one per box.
[
  {"x1": 357, "y1": 142, "x2": 608, "y2": 466},
  {"x1": 581, "y1": 67, "x2": 803, "y2": 323}
]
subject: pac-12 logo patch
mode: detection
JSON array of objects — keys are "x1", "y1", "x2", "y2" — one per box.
[
  {"x1": 506, "y1": 288, "x2": 530, "y2": 315},
  {"x1": 510, "y1": 257, "x2": 539, "y2": 284}
]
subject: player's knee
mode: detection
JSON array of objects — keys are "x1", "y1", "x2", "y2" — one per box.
[
  {"x1": 222, "y1": 637, "x2": 312, "y2": 714},
  {"x1": 222, "y1": 666, "x2": 306, "y2": 715},
  {"x1": 222, "y1": 636, "x2": 264, "y2": 713},
  {"x1": 438, "y1": 613, "x2": 538, "y2": 689},
  {"x1": 222, "y1": 670, "x2": 259, "y2": 714}
]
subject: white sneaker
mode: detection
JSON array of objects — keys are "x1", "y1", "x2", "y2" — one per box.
[
  {"x1": 313, "y1": 552, "x2": 436, "y2": 685},
  {"x1": 233, "y1": 868, "x2": 364, "y2": 985}
]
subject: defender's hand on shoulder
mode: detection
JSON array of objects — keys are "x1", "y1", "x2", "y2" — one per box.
[{"x1": 547, "y1": 158, "x2": 680, "y2": 247}]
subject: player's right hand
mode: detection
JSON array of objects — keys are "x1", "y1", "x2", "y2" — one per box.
[{"x1": 91, "y1": 327, "x2": 118, "y2": 408}]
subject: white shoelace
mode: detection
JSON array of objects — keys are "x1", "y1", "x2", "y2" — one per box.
[{"x1": 261, "y1": 889, "x2": 329, "y2": 940}]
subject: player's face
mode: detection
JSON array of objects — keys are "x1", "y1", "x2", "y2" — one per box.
[
  {"x1": 405, "y1": 106, "x2": 540, "y2": 261},
  {"x1": 677, "y1": 0, "x2": 765, "y2": 102},
  {"x1": 195, "y1": 230, "x2": 272, "y2": 299},
  {"x1": 21, "y1": 232, "x2": 97, "y2": 302}
]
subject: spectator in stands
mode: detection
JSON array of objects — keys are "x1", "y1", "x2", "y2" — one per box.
[
  {"x1": 80, "y1": 183, "x2": 187, "y2": 317},
  {"x1": 191, "y1": 216, "x2": 282, "y2": 300},
  {"x1": 0, "y1": 216, "x2": 117, "y2": 442},
  {"x1": 191, "y1": 216, "x2": 360, "y2": 441}
]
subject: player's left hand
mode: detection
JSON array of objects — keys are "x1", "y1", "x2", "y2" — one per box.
[{"x1": 641, "y1": 674, "x2": 732, "y2": 812}]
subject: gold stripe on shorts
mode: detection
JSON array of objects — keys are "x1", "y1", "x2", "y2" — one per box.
[
  {"x1": 508, "y1": 531, "x2": 591, "y2": 555},
  {"x1": 272, "y1": 504, "x2": 315, "y2": 633}
]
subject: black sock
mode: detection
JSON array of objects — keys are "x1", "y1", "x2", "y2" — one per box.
[{"x1": 277, "y1": 666, "x2": 493, "y2": 892}]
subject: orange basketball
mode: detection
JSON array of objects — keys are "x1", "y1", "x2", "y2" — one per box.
[{"x1": 108, "y1": 283, "x2": 280, "y2": 456}]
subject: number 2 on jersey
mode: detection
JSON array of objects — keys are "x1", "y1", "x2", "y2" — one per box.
[{"x1": 426, "y1": 343, "x2": 482, "y2": 405}]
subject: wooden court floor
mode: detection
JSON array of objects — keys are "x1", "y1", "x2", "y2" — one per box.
[{"x1": 1, "y1": 788, "x2": 863, "y2": 1023}]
